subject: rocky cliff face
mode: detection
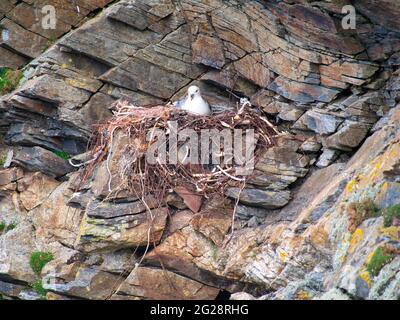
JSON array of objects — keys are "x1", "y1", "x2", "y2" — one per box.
[{"x1": 0, "y1": 0, "x2": 399, "y2": 300}]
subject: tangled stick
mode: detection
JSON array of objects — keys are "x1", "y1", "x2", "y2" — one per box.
[
  {"x1": 76, "y1": 100, "x2": 279, "y2": 204},
  {"x1": 75, "y1": 99, "x2": 281, "y2": 299}
]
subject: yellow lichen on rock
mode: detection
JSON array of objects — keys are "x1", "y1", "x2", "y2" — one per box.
[
  {"x1": 296, "y1": 290, "x2": 311, "y2": 300},
  {"x1": 346, "y1": 179, "x2": 358, "y2": 195},
  {"x1": 65, "y1": 78, "x2": 91, "y2": 91},
  {"x1": 380, "y1": 226, "x2": 400, "y2": 241},
  {"x1": 278, "y1": 250, "x2": 288, "y2": 262},
  {"x1": 359, "y1": 269, "x2": 372, "y2": 288},
  {"x1": 369, "y1": 159, "x2": 382, "y2": 181},
  {"x1": 349, "y1": 228, "x2": 363, "y2": 254}
]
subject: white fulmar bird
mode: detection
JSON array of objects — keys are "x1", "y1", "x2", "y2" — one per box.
[{"x1": 173, "y1": 85, "x2": 211, "y2": 116}]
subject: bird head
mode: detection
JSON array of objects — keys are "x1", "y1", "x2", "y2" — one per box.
[{"x1": 187, "y1": 85, "x2": 201, "y2": 100}]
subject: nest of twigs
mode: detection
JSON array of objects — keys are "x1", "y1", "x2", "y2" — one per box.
[{"x1": 73, "y1": 100, "x2": 279, "y2": 206}]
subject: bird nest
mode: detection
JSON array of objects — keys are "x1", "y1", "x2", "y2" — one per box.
[{"x1": 73, "y1": 100, "x2": 280, "y2": 209}]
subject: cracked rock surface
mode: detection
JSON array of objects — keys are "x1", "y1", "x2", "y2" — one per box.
[{"x1": 0, "y1": 0, "x2": 399, "y2": 300}]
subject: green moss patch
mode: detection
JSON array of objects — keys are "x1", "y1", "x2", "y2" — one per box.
[
  {"x1": 29, "y1": 251, "x2": 54, "y2": 275},
  {"x1": 0, "y1": 68, "x2": 23, "y2": 95},
  {"x1": 52, "y1": 150, "x2": 71, "y2": 160},
  {"x1": 347, "y1": 199, "x2": 378, "y2": 232},
  {"x1": 6, "y1": 221, "x2": 16, "y2": 232},
  {"x1": 382, "y1": 204, "x2": 400, "y2": 227},
  {"x1": 31, "y1": 280, "x2": 48, "y2": 299},
  {"x1": 0, "y1": 156, "x2": 5, "y2": 167},
  {"x1": 0, "y1": 221, "x2": 17, "y2": 234},
  {"x1": 367, "y1": 247, "x2": 394, "y2": 276}
]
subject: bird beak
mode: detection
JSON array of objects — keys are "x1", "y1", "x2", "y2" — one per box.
[{"x1": 190, "y1": 94, "x2": 195, "y2": 100}]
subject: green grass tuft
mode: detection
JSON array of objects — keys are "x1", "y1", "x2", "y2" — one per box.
[
  {"x1": 354, "y1": 199, "x2": 378, "y2": 218},
  {"x1": 48, "y1": 35, "x2": 57, "y2": 44},
  {"x1": 0, "y1": 156, "x2": 5, "y2": 167},
  {"x1": 367, "y1": 247, "x2": 394, "y2": 276},
  {"x1": 6, "y1": 221, "x2": 17, "y2": 232},
  {"x1": 29, "y1": 251, "x2": 54, "y2": 275},
  {"x1": 31, "y1": 280, "x2": 48, "y2": 299},
  {"x1": 347, "y1": 199, "x2": 378, "y2": 232},
  {"x1": 0, "y1": 68, "x2": 23, "y2": 95},
  {"x1": 0, "y1": 221, "x2": 17, "y2": 234},
  {"x1": 382, "y1": 204, "x2": 400, "y2": 227},
  {"x1": 52, "y1": 150, "x2": 71, "y2": 160}
]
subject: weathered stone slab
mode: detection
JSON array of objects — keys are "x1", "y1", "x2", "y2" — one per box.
[
  {"x1": 266, "y1": 2, "x2": 364, "y2": 55},
  {"x1": 6, "y1": 2, "x2": 71, "y2": 39},
  {"x1": 0, "y1": 0, "x2": 17, "y2": 15},
  {"x1": 277, "y1": 104, "x2": 304, "y2": 122},
  {"x1": 135, "y1": 25, "x2": 204, "y2": 79},
  {"x1": 305, "y1": 110, "x2": 343, "y2": 135},
  {"x1": 255, "y1": 146, "x2": 310, "y2": 178},
  {"x1": 7, "y1": 94, "x2": 57, "y2": 117},
  {"x1": 316, "y1": 148, "x2": 340, "y2": 168},
  {"x1": 13, "y1": 146, "x2": 74, "y2": 177},
  {"x1": 86, "y1": 198, "x2": 158, "y2": 219},
  {"x1": 268, "y1": 77, "x2": 340, "y2": 103},
  {"x1": 113, "y1": 267, "x2": 219, "y2": 300},
  {"x1": 0, "y1": 220, "x2": 38, "y2": 283},
  {"x1": 6, "y1": 123, "x2": 65, "y2": 154},
  {"x1": 0, "y1": 167, "x2": 23, "y2": 186},
  {"x1": 100, "y1": 84, "x2": 163, "y2": 106},
  {"x1": 320, "y1": 61, "x2": 379, "y2": 87},
  {"x1": 106, "y1": 0, "x2": 175, "y2": 30},
  {"x1": 211, "y1": 5, "x2": 258, "y2": 59},
  {"x1": 355, "y1": 0, "x2": 400, "y2": 32},
  {"x1": 77, "y1": 207, "x2": 168, "y2": 252},
  {"x1": 323, "y1": 121, "x2": 371, "y2": 151},
  {"x1": 262, "y1": 50, "x2": 320, "y2": 85},
  {"x1": 192, "y1": 34, "x2": 225, "y2": 69},
  {"x1": 0, "y1": 47, "x2": 29, "y2": 69},
  {"x1": 226, "y1": 187, "x2": 291, "y2": 209},
  {"x1": 0, "y1": 280, "x2": 26, "y2": 299},
  {"x1": 143, "y1": 196, "x2": 254, "y2": 292},
  {"x1": 0, "y1": 18, "x2": 48, "y2": 58},
  {"x1": 100, "y1": 57, "x2": 191, "y2": 99},
  {"x1": 78, "y1": 92, "x2": 115, "y2": 126},
  {"x1": 59, "y1": 15, "x2": 161, "y2": 66},
  {"x1": 248, "y1": 171, "x2": 298, "y2": 190},
  {"x1": 234, "y1": 53, "x2": 271, "y2": 87},
  {"x1": 201, "y1": 65, "x2": 259, "y2": 98},
  {"x1": 44, "y1": 267, "x2": 122, "y2": 300},
  {"x1": 18, "y1": 172, "x2": 60, "y2": 211},
  {"x1": 18, "y1": 75, "x2": 91, "y2": 108}
]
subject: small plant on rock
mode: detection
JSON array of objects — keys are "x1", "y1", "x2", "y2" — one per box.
[
  {"x1": 0, "y1": 221, "x2": 17, "y2": 234},
  {"x1": 382, "y1": 204, "x2": 400, "y2": 227},
  {"x1": 347, "y1": 199, "x2": 378, "y2": 233},
  {"x1": 0, "y1": 156, "x2": 5, "y2": 167},
  {"x1": 367, "y1": 247, "x2": 394, "y2": 276},
  {"x1": 29, "y1": 251, "x2": 54, "y2": 275},
  {"x1": 52, "y1": 150, "x2": 71, "y2": 160},
  {"x1": 0, "y1": 221, "x2": 5, "y2": 233},
  {"x1": 0, "y1": 68, "x2": 23, "y2": 95},
  {"x1": 6, "y1": 221, "x2": 17, "y2": 232},
  {"x1": 31, "y1": 280, "x2": 48, "y2": 299}
]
